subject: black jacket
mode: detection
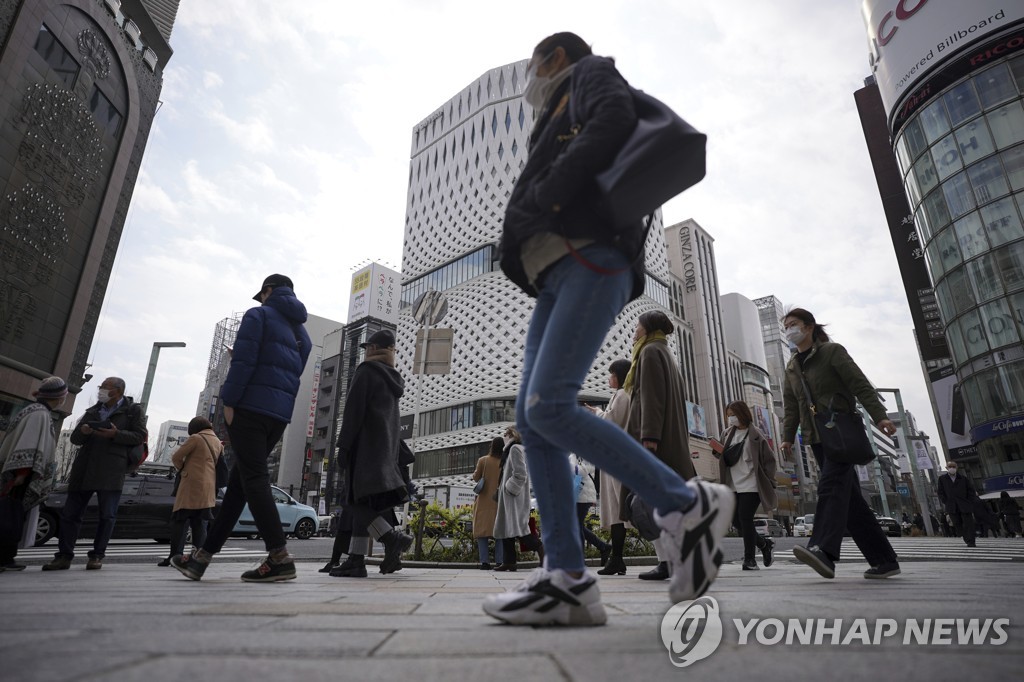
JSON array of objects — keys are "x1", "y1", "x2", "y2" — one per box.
[
  {"x1": 68, "y1": 398, "x2": 146, "y2": 491},
  {"x1": 337, "y1": 359, "x2": 407, "y2": 507},
  {"x1": 937, "y1": 473, "x2": 977, "y2": 514},
  {"x1": 500, "y1": 55, "x2": 646, "y2": 300}
]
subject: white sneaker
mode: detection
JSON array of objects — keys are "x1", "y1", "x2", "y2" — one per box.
[
  {"x1": 655, "y1": 479, "x2": 736, "y2": 603},
  {"x1": 482, "y1": 567, "x2": 608, "y2": 626}
]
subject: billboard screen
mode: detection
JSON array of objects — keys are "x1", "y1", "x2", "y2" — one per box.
[{"x1": 686, "y1": 401, "x2": 707, "y2": 438}]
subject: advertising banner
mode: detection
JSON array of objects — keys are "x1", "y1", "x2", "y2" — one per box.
[
  {"x1": 929, "y1": 364, "x2": 977, "y2": 459},
  {"x1": 348, "y1": 263, "x2": 401, "y2": 324},
  {"x1": 912, "y1": 438, "x2": 934, "y2": 469},
  {"x1": 862, "y1": 0, "x2": 1024, "y2": 120},
  {"x1": 686, "y1": 401, "x2": 707, "y2": 438},
  {"x1": 753, "y1": 405, "x2": 775, "y2": 451}
]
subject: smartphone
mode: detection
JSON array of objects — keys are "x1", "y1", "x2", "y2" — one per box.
[
  {"x1": 709, "y1": 438, "x2": 724, "y2": 454},
  {"x1": 89, "y1": 420, "x2": 112, "y2": 430}
]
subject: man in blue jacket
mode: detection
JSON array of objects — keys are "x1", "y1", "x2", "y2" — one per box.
[{"x1": 173, "y1": 274, "x2": 312, "y2": 582}]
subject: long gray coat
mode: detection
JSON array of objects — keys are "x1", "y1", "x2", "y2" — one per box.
[
  {"x1": 337, "y1": 357, "x2": 407, "y2": 507},
  {"x1": 493, "y1": 443, "x2": 531, "y2": 539},
  {"x1": 68, "y1": 398, "x2": 146, "y2": 491},
  {"x1": 715, "y1": 425, "x2": 778, "y2": 512}
]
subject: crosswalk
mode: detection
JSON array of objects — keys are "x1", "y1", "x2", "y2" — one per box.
[
  {"x1": 17, "y1": 540, "x2": 268, "y2": 560},
  {"x1": 779, "y1": 537, "x2": 1024, "y2": 562}
]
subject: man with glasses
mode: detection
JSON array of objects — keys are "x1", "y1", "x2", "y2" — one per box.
[{"x1": 937, "y1": 462, "x2": 978, "y2": 547}]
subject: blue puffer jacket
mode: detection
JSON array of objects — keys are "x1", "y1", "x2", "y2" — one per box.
[{"x1": 220, "y1": 287, "x2": 313, "y2": 423}]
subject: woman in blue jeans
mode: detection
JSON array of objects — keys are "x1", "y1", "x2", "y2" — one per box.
[{"x1": 483, "y1": 31, "x2": 734, "y2": 626}]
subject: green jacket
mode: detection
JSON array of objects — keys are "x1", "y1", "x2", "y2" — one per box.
[{"x1": 782, "y1": 341, "x2": 887, "y2": 444}]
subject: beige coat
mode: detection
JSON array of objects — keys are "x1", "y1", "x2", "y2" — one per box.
[
  {"x1": 472, "y1": 454, "x2": 502, "y2": 538},
  {"x1": 171, "y1": 429, "x2": 223, "y2": 512},
  {"x1": 595, "y1": 389, "x2": 631, "y2": 529},
  {"x1": 714, "y1": 425, "x2": 778, "y2": 512}
]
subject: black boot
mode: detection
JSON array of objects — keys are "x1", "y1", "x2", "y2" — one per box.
[
  {"x1": 318, "y1": 560, "x2": 338, "y2": 573},
  {"x1": 638, "y1": 561, "x2": 669, "y2": 580},
  {"x1": 597, "y1": 556, "x2": 627, "y2": 576},
  {"x1": 329, "y1": 555, "x2": 367, "y2": 578}
]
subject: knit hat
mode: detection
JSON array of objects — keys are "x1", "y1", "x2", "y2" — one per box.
[{"x1": 34, "y1": 376, "x2": 68, "y2": 400}]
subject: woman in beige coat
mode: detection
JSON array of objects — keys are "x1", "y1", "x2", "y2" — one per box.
[
  {"x1": 159, "y1": 417, "x2": 223, "y2": 566},
  {"x1": 585, "y1": 359, "x2": 631, "y2": 576},
  {"x1": 472, "y1": 437, "x2": 504, "y2": 569},
  {"x1": 713, "y1": 401, "x2": 778, "y2": 571}
]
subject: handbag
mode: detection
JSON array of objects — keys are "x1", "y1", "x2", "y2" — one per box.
[
  {"x1": 569, "y1": 82, "x2": 707, "y2": 228},
  {"x1": 473, "y1": 477, "x2": 486, "y2": 495},
  {"x1": 795, "y1": 365, "x2": 876, "y2": 466},
  {"x1": 572, "y1": 463, "x2": 585, "y2": 501},
  {"x1": 722, "y1": 429, "x2": 748, "y2": 468}
]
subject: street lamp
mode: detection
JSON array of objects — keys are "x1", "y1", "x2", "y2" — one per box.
[
  {"x1": 876, "y1": 387, "x2": 936, "y2": 537},
  {"x1": 139, "y1": 341, "x2": 186, "y2": 414}
]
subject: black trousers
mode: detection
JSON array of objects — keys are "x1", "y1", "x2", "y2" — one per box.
[
  {"x1": 735, "y1": 492, "x2": 767, "y2": 562},
  {"x1": 0, "y1": 492, "x2": 26, "y2": 564},
  {"x1": 949, "y1": 511, "x2": 975, "y2": 545},
  {"x1": 501, "y1": 533, "x2": 543, "y2": 565},
  {"x1": 809, "y1": 444, "x2": 896, "y2": 566},
  {"x1": 203, "y1": 408, "x2": 287, "y2": 554},
  {"x1": 576, "y1": 502, "x2": 609, "y2": 552}
]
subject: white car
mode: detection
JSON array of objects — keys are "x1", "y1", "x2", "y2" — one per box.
[
  {"x1": 795, "y1": 514, "x2": 815, "y2": 537},
  {"x1": 754, "y1": 518, "x2": 785, "y2": 537}
]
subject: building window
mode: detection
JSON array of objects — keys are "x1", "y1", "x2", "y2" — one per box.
[
  {"x1": 34, "y1": 25, "x2": 79, "y2": 88},
  {"x1": 90, "y1": 86, "x2": 122, "y2": 138}
]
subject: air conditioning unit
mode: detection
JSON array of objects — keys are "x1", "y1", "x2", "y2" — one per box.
[
  {"x1": 123, "y1": 19, "x2": 142, "y2": 49},
  {"x1": 143, "y1": 47, "x2": 158, "y2": 71}
]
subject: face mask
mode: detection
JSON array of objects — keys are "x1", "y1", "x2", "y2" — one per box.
[
  {"x1": 947, "y1": 468, "x2": 957, "y2": 476},
  {"x1": 727, "y1": 416, "x2": 740, "y2": 427},
  {"x1": 503, "y1": 435, "x2": 513, "y2": 447},
  {"x1": 524, "y1": 54, "x2": 574, "y2": 109},
  {"x1": 784, "y1": 325, "x2": 807, "y2": 345},
  {"x1": 97, "y1": 389, "x2": 111, "y2": 403}
]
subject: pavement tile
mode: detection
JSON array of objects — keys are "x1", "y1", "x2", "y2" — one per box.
[{"x1": 189, "y1": 602, "x2": 417, "y2": 616}]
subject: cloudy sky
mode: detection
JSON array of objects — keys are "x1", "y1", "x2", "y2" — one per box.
[{"x1": 68, "y1": 1, "x2": 945, "y2": 458}]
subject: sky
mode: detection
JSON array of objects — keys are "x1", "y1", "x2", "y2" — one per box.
[{"x1": 67, "y1": 0, "x2": 945, "y2": 460}]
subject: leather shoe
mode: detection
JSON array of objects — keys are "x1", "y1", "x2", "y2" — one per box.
[
  {"x1": 157, "y1": 558, "x2": 171, "y2": 567},
  {"x1": 761, "y1": 537, "x2": 775, "y2": 567},
  {"x1": 318, "y1": 560, "x2": 337, "y2": 573},
  {"x1": 493, "y1": 563, "x2": 517, "y2": 572},
  {"x1": 329, "y1": 557, "x2": 367, "y2": 578},
  {"x1": 42, "y1": 556, "x2": 72, "y2": 571},
  {"x1": 638, "y1": 561, "x2": 669, "y2": 580},
  {"x1": 597, "y1": 556, "x2": 627, "y2": 576},
  {"x1": 86, "y1": 557, "x2": 102, "y2": 570},
  {"x1": 742, "y1": 559, "x2": 759, "y2": 570}
]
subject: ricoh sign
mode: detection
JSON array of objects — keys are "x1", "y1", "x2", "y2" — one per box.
[{"x1": 863, "y1": 0, "x2": 1024, "y2": 121}]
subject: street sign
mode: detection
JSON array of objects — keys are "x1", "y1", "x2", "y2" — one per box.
[
  {"x1": 412, "y1": 290, "x2": 448, "y2": 326},
  {"x1": 897, "y1": 485, "x2": 911, "y2": 497}
]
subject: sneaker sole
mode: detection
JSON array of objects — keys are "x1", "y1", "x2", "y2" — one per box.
[
  {"x1": 482, "y1": 599, "x2": 608, "y2": 627},
  {"x1": 793, "y1": 546, "x2": 835, "y2": 579},
  {"x1": 864, "y1": 568, "x2": 901, "y2": 579},
  {"x1": 170, "y1": 559, "x2": 205, "y2": 581},
  {"x1": 667, "y1": 482, "x2": 735, "y2": 602}
]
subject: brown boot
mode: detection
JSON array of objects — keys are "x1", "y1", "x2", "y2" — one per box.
[{"x1": 42, "y1": 555, "x2": 72, "y2": 571}]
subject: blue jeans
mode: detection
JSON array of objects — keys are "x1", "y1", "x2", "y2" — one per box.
[
  {"x1": 517, "y1": 245, "x2": 696, "y2": 572},
  {"x1": 476, "y1": 537, "x2": 504, "y2": 564},
  {"x1": 57, "y1": 489, "x2": 122, "y2": 559}
]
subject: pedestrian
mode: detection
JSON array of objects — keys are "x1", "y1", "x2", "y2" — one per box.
[
  {"x1": 912, "y1": 512, "x2": 925, "y2": 535},
  {"x1": 584, "y1": 359, "x2": 631, "y2": 576},
  {"x1": 485, "y1": 32, "x2": 733, "y2": 625},
  {"x1": 471, "y1": 437, "x2": 504, "y2": 569},
  {"x1": 999, "y1": 491, "x2": 1021, "y2": 537},
  {"x1": 713, "y1": 400, "x2": 777, "y2": 571},
  {"x1": 937, "y1": 461, "x2": 978, "y2": 547},
  {"x1": 781, "y1": 308, "x2": 901, "y2": 580},
  {"x1": 569, "y1": 453, "x2": 611, "y2": 565},
  {"x1": 157, "y1": 417, "x2": 223, "y2": 567},
  {"x1": 0, "y1": 377, "x2": 66, "y2": 571},
  {"x1": 624, "y1": 310, "x2": 698, "y2": 583},
  {"x1": 171, "y1": 274, "x2": 311, "y2": 582},
  {"x1": 328, "y1": 329, "x2": 413, "y2": 578},
  {"x1": 493, "y1": 427, "x2": 543, "y2": 571},
  {"x1": 43, "y1": 377, "x2": 146, "y2": 571}
]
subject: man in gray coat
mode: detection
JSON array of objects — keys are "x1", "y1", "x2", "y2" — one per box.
[
  {"x1": 329, "y1": 330, "x2": 413, "y2": 578},
  {"x1": 43, "y1": 377, "x2": 145, "y2": 571}
]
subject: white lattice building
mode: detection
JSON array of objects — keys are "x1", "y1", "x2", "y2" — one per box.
[{"x1": 397, "y1": 60, "x2": 690, "y2": 481}]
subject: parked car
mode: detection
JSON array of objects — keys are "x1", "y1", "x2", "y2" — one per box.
[
  {"x1": 231, "y1": 486, "x2": 320, "y2": 540},
  {"x1": 875, "y1": 515, "x2": 902, "y2": 538},
  {"x1": 37, "y1": 472, "x2": 317, "y2": 545},
  {"x1": 795, "y1": 514, "x2": 815, "y2": 537},
  {"x1": 754, "y1": 518, "x2": 785, "y2": 537}
]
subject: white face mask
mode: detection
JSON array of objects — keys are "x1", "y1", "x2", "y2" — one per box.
[
  {"x1": 97, "y1": 388, "x2": 111, "y2": 404},
  {"x1": 784, "y1": 325, "x2": 807, "y2": 345},
  {"x1": 523, "y1": 56, "x2": 574, "y2": 109},
  {"x1": 727, "y1": 416, "x2": 740, "y2": 427},
  {"x1": 947, "y1": 468, "x2": 957, "y2": 476}
]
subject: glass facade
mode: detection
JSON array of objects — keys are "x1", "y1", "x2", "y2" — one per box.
[
  {"x1": 894, "y1": 54, "x2": 1024, "y2": 477},
  {"x1": 417, "y1": 398, "x2": 516, "y2": 437},
  {"x1": 400, "y1": 245, "x2": 495, "y2": 309}
]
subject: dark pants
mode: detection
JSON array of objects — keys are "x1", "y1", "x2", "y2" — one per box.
[
  {"x1": 501, "y1": 533, "x2": 543, "y2": 565},
  {"x1": 0, "y1": 492, "x2": 27, "y2": 564},
  {"x1": 57, "y1": 489, "x2": 122, "y2": 559},
  {"x1": 576, "y1": 502, "x2": 609, "y2": 552},
  {"x1": 949, "y1": 511, "x2": 975, "y2": 545},
  {"x1": 203, "y1": 408, "x2": 287, "y2": 554},
  {"x1": 809, "y1": 444, "x2": 896, "y2": 566},
  {"x1": 735, "y1": 492, "x2": 767, "y2": 562},
  {"x1": 169, "y1": 510, "x2": 209, "y2": 557}
]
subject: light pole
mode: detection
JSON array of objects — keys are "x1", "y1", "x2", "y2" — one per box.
[
  {"x1": 876, "y1": 387, "x2": 935, "y2": 537},
  {"x1": 860, "y1": 405, "x2": 892, "y2": 517},
  {"x1": 139, "y1": 341, "x2": 186, "y2": 414}
]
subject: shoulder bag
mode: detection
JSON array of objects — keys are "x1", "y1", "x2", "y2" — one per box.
[
  {"x1": 569, "y1": 79, "x2": 706, "y2": 228},
  {"x1": 473, "y1": 477, "x2": 486, "y2": 495},
  {"x1": 722, "y1": 429, "x2": 748, "y2": 468},
  {"x1": 794, "y1": 364, "x2": 875, "y2": 466}
]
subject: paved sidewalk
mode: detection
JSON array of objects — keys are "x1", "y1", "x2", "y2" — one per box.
[{"x1": 1, "y1": 558, "x2": 1021, "y2": 681}]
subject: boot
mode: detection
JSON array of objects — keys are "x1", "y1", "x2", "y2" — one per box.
[
  {"x1": 329, "y1": 555, "x2": 367, "y2": 578},
  {"x1": 597, "y1": 556, "x2": 627, "y2": 576},
  {"x1": 318, "y1": 560, "x2": 338, "y2": 573},
  {"x1": 638, "y1": 561, "x2": 669, "y2": 580},
  {"x1": 42, "y1": 555, "x2": 72, "y2": 571}
]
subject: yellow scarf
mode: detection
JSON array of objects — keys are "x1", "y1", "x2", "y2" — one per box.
[{"x1": 622, "y1": 330, "x2": 667, "y2": 394}]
